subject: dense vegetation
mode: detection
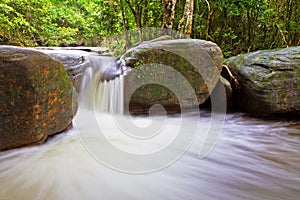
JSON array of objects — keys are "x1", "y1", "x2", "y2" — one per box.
[{"x1": 0, "y1": 0, "x2": 299, "y2": 57}]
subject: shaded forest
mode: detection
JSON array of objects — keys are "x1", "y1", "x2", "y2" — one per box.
[{"x1": 0, "y1": 0, "x2": 299, "y2": 57}]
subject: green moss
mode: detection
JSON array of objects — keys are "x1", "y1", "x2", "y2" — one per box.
[
  {"x1": 296, "y1": 79, "x2": 300, "y2": 90},
  {"x1": 278, "y1": 90, "x2": 287, "y2": 99},
  {"x1": 269, "y1": 55, "x2": 275, "y2": 61}
]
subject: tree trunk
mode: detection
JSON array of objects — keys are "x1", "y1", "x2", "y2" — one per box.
[
  {"x1": 162, "y1": 0, "x2": 177, "y2": 30},
  {"x1": 124, "y1": 0, "x2": 143, "y2": 42},
  {"x1": 204, "y1": 0, "x2": 213, "y2": 40},
  {"x1": 178, "y1": 0, "x2": 194, "y2": 38},
  {"x1": 120, "y1": 0, "x2": 130, "y2": 50},
  {"x1": 142, "y1": 0, "x2": 148, "y2": 27}
]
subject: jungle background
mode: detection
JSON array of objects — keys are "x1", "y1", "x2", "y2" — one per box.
[{"x1": 0, "y1": 0, "x2": 299, "y2": 57}]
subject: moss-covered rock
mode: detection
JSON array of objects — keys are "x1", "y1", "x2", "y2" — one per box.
[
  {"x1": 44, "y1": 52, "x2": 87, "y2": 93},
  {"x1": 225, "y1": 47, "x2": 300, "y2": 116},
  {"x1": 122, "y1": 39, "x2": 223, "y2": 114},
  {"x1": 0, "y1": 46, "x2": 76, "y2": 151}
]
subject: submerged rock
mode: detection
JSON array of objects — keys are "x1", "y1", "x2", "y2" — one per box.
[
  {"x1": 225, "y1": 47, "x2": 300, "y2": 116},
  {"x1": 122, "y1": 39, "x2": 224, "y2": 114},
  {"x1": 0, "y1": 46, "x2": 76, "y2": 151}
]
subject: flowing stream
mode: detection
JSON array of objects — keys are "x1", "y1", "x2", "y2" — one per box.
[{"x1": 0, "y1": 55, "x2": 300, "y2": 200}]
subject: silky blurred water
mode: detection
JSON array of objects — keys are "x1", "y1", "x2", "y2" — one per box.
[{"x1": 0, "y1": 111, "x2": 299, "y2": 200}]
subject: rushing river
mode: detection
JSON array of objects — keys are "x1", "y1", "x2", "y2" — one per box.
[
  {"x1": 0, "y1": 111, "x2": 299, "y2": 200},
  {"x1": 0, "y1": 51, "x2": 300, "y2": 200}
]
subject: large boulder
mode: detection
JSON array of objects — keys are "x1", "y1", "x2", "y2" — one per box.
[
  {"x1": 0, "y1": 46, "x2": 76, "y2": 151},
  {"x1": 225, "y1": 47, "x2": 300, "y2": 116},
  {"x1": 122, "y1": 39, "x2": 224, "y2": 114}
]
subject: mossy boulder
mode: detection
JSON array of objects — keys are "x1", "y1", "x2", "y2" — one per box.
[
  {"x1": 225, "y1": 47, "x2": 300, "y2": 116},
  {"x1": 122, "y1": 39, "x2": 223, "y2": 114},
  {"x1": 0, "y1": 46, "x2": 76, "y2": 151}
]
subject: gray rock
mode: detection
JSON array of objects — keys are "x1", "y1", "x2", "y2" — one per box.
[
  {"x1": 122, "y1": 39, "x2": 224, "y2": 114},
  {"x1": 225, "y1": 47, "x2": 300, "y2": 115}
]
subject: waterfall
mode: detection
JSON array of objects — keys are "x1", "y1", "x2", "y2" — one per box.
[
  {"x1": 78, "y1": 56, "x2": 124, "y2": 115},
  {"x1": 96, "y1": 76, "x2": 124, "y2": 114}
]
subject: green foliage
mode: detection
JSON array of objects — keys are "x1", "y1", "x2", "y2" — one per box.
[
  {"x1": 0, "y1": 1, "x2": 36, "y2": 46},
  {"x1": 192, "y1": 0, "x2": 300, "y2": 57},
  {"x1": 0, "y1": 0, "x2": 299, "y2": 57},
  {"x1": 0, "y1": 0, "x2": 121, "y2": 46}
]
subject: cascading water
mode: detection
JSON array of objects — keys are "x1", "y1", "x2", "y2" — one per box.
[
  {"x1": 79, "y1": 58, "x2": 124, "y2": 114},
  {"x1": 0, "y1": 53, "x2": 300, "y2": 200},
  {"x1": 95, "y1": 76, "x2": 124, "y2": 114}
]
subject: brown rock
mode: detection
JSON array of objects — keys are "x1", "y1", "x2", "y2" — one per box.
[{"x1": 0, "y1": 46, "x2": 76, "y2": 151}]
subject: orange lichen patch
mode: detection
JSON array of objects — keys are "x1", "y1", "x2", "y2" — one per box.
[{"x1": 33, "y1": 104, "x2": 40, "y2": 109}]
